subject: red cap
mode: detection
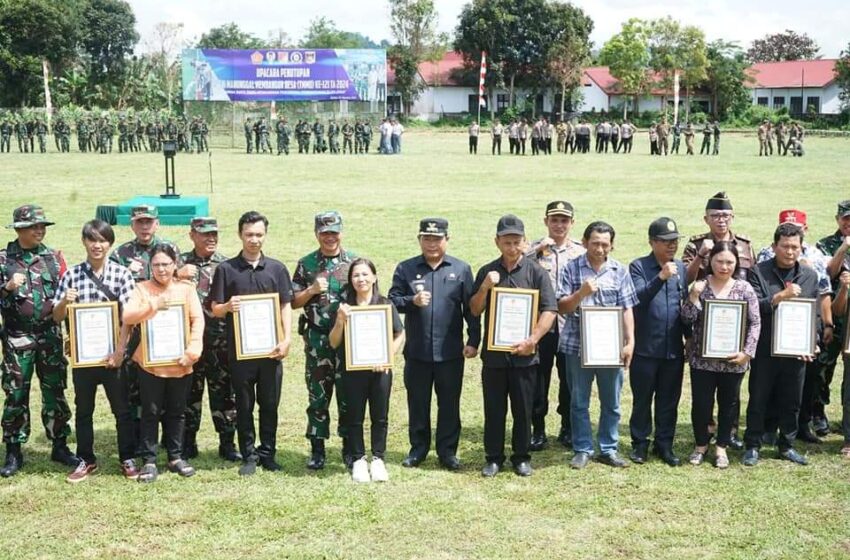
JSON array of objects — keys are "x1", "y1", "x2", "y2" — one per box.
[{"x1": 778, "y1": 209, "x2": 806, "y2": 226}]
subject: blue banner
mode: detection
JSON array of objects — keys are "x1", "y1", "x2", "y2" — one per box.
[{"x1": 182, "y1": 48, "x2": 387, "y2": 102}]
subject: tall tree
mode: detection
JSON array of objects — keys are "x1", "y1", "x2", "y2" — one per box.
[
  {"x1": 836, "y1": 43, "x2": 850, "y2": 113},
  {"x1": 646, "y1": 17, "x2": 707, "y2": 124},
  {"x1": 143, "y1": 22, "x2": 183, "y2": 112},
  {"x1": 746, "y1": 29, "x2": 820, "y2": 62},
  {"x1": 79, "y1": 0, "x2": 139, "y2": 90},
  {"x1": 197, "y1": 22, "x2": 264, "y2": 50},
  {"x1": 389, "y1": 0, "x2": 442, "y2": 115},
  {"x1": 299, "y1": 17, "x2": 369, "y2": 49},
  {"x1": 547, "y1": 33, "x2": 590, "y2": 116},
  {"x1": 704, "y1": 40, "x2": 751, "y2": 120},
  {"x1": 599, "y1": 18, "x2": 652, "y2": 119}
]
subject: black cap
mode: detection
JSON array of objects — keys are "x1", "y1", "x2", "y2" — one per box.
[
  {"x1": 545, "y1": 201, "x2": 574, "y2": 218},
  {"x1": 837, "y1": 200, "x2": 850, "y2": 218},
  {"x1": 706, "y1": 191, "x2": 733, "y2": 211},
  {"x1": 418, "y1": 218, "x2": 448, "y2": 237},
  {"x1": 648, "y1": 217, "x2": 682, "y2": 241},
  {"x1": 496, "y1": 214, "x2": 525, "y2": 236}
]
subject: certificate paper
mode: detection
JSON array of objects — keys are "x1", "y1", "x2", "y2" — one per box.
[
  {"x1": 69, "y1": 302, "x2": 119, "y2": 368},
  {"x1": 487, "y1": 288, "x2": 539, "y2": 352},
  {"x1": 702, "y1": 300, "x2": 746, "y2": 359},
  {"x1": 345, "y1": 305, "x2": 393, "y2": 371},
  {"x1": 142, "y1": 302, "x2": 188, "y2": 367},
  {"x1": 580, "y1": 306, "x2": 624, "y2": 368},
  {"x1": 772, "y1": 298, "x2": 816, "y2": 357},
  {"x1": 234, "y1": 294, "x2": 282, "y2": 360}
]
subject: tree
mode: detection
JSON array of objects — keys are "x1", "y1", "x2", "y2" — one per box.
[
  {"x1": 266, "y1": 28, "x2": 294, "y2": 49},
  {"x1": 645, "y1": 17, "x2": 707, "y2": 123},
  {"x1": 837, "y1": 43, "x2": 850, "y2": 112},
  {"x1": 143, "y1": 22, "x2": 183, "y2": 112},
  {"x1": 547, "y1": 33, "x2": 590, "y2": 116},
  {"x1": 389, "y1": 0, "x2": 443, "y2": 115},
  {"x1": 299, "y1": 17, "x2": 370, "y2": 49},
  {"x1": 388, "y1": 46, "x2": 425, "y2": 115},
  {"x1": 704, "y1": 40, "x2": 751, "y2": 120},
  {"x1": 79, "y1": 0, "x2": 139, "y2": 90},
  {"x1": 599, "y1": 19, "x2": 652, "y2": 119},
  {"x1": 197, "y1": 22, "x2": 264, "y2": 50},
  {"x1": 746, "y1": 30, "x2": 820, "y2": 62}
]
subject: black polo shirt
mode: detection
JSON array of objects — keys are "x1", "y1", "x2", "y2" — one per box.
[
  {"x1": 473, "y1": 256, "x2": 558, "y2": 368},
  {"x1": 389, "y1": 254, "x2": 481, "y2": 363},
  {"x1": 208, "y1": 252, "x2": 294, "y2": 361}
]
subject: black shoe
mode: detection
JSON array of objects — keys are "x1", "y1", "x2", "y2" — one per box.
[
  {"x1": 742, "y1": 448, "x2": 759, "y2": 467},
  {"x1": 51, "y1": 441, "x2": 80, "y2": 467},
  {"x1": 556, "y1": 427, "x2": 572, "y2": 448},
  {"x1": 779, "y1": 448, "x2": 808, "y2": 465},
  {"x1": 401, "y1": 454, "x2": 424, "y2": 468},
  {"x1": 513, "y1": 461, "x2": 533, "y2": 477},
  {"x1": 597, "y1": 452, "x2": 629, "y2": 468},
  {"x1": 629, "y1": 445, "x2": 648, "y2": 465},
  {"x1": 529, "y1": 434, "x2": 548, "y2": 452},
  {"x1": 259, "y1": 457, "x2": 282, "y2": 472},
  {"x1": 570, "y1": 452, "x2": 592, "y2": 470},
  {"x1": 0, "y1": 444, "x2": 23, "y2": 478},
  {"x1": 306, "y1": 439, "x2": 326, "y2": 471},
  {"x1": 218, "y1": 434, "x2": 242, "y2": 462},
  {"x1": 239, "y1": 460, "x2": 257, "y2": 476},
  {"x1": 438, "y1": 455, "x2": 461, "y2": 471},
  {"x1": 798, "y1": 428, "x2": 822, "y2": 444},
  {"x1": 812, "y1": 416, "x2": 830, "y2": 437},
  {"x1": 728, "y1": 436, "x2": 744, "y2": 451},
  {"x1": 653, "y1": 447, "x2": 681, "y2": 467},
  {"x1": 481, "y1": 462, "x2": 500, "y2": 477},
  {"x1": 183, "y1": 432, "x2": 198, "y2": 459}
]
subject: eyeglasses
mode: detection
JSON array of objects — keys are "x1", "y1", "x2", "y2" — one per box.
[{"x1": 708, "y1": 213, "x2": 733, "y2": 221}]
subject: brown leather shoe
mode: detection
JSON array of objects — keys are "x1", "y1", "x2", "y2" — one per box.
[
  {"x1": 67, "y1": 461, "x2": 98, "y2": 484},
  {"x1": 121, "y1": 459, "x2": 140, "y2": 480}
]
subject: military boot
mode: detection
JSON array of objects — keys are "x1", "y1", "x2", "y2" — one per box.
[
  {"x1": 0, "y1": 443, "x2": 23, "y2": 477},
  {"x1": 341, "y1": 437, "x2": 353, "y2": 471},
  {"x1": 306, "y1": 438, "x2": 326, "y2": 470},
  {"x1": 183, "y1": 431, "x2": 198, "y2": 459},
  {"x1": 218, "y1": 432, "x2": 242, "y2": 462},
  {"x1": 51, "y1": 439, "x2": 80, "y2": 467}
]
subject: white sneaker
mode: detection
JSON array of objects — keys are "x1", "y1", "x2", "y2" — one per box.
[
  {"x1": 370, "y1": 457, "x2": 389, "y2": 482},
  {"x1": 351, "y1": 457, "x2": 370, "y2": 483}
]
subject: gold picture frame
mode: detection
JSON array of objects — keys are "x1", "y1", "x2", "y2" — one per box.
[
  {"x1": 67, "y1": 301, "x2": 119, "y2": 368},
  {"x1": 344, "y1": 304, "x2": 393, "y2": 371},
  {"x1": 233, "y1": 293, "x2": 283, "y2": 360},
  {"x1": 486, "y1": 287, "x2": 539, "y2": 352},
  {"x1": 140, "y1": 301, "x2": 189, "y2": 368},
  {"x1": 771, "y1": 298, "x2": 817, "y2": 357},
  {"x1": 701, "y1": 299, "x2": 747, "y2": 359}
]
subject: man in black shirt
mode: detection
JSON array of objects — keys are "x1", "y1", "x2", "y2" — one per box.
[
  {"x1": 209, "y1": 211, "x2": 293, "y2": 476},
  {"x1": 470, "y1": 215, "x2": 557, "y2": 477},
  {"x1": 389, "y1": 218, "x2": 480, "y2": 471}
]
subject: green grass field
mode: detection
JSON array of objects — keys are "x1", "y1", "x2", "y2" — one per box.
[{"x1": 0, "y1": 132, "x2": 849, "y2": 559}]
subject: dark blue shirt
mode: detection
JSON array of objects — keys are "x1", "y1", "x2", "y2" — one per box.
[
  {"x1": 628, "y1": 254, "x2": 688, "y2": 360},
  {"x1": 389, "y1": 254, "x2": 480, "y2": 362}
]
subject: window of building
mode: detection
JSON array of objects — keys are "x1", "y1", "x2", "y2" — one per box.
[
  {"x1": 496, "y1": 94, "x2": 509, "y2": 111},
  {"x1": 468, "y1": 94, "x2": 486, "y2": 114},
  {"x1": 387, "y1": 95, "x2": 402, "y2": 115},
  {"x1": 757, "y1": 97, "x2": 769, "y2": 106},
  {"x1": 773, "y1": 96, "x2": 785, "y2": 108},
  {"x1": 790, "y1": 96, "x2": 803, "y2": 114},
  {"x1": 806, "y1": 96, "x2": 821, "y2": 113}
]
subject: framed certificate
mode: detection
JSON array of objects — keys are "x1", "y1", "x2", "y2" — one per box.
[
  {"x1": 772, "y1": 298, "x2": 817, "y2": 357},
  {"x1": 580, "y1": 306, "x2": 624, "y2": 368},
  {"x1": 233, "y1": 293, "x2": 283, "y2": 360},
  {"x1": 67, "y1": 302, "x2": 119, "y2": 368},
  {"x1": 845, "y1": 307, "x2": 850, "y2": 355},
  {"x1": 344, "y1": 304, "x2": 393, "y2": 371},
  {"x1": 701, "y1": 299, "x2": 747, "y2": 359},
  {"x1": 141, "y1": 301, "x2": 189, "y2": 367},
  {"x1": 487, "y1": 287, "x2": 539, "y2": 352}
]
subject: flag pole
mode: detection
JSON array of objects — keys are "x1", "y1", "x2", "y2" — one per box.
[{"x1": 478, "y1": 51, "x2": 487, "y2": 124}]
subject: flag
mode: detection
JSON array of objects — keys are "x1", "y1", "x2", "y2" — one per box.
[
  {"x1": 478, "y1": 51, "x2": 487, "y2": 108},
  {"x1": 42, "y1": 59, "x2": 53, "y2": 127}
]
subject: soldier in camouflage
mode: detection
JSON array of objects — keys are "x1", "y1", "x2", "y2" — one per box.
[
  {"x1": 291, "y1": 211, "x2": 356, "y2": 469},
  {"x1": 0, "y1": 205, "x2": 78, "y2": 477},
  {"x1": 180, "y1": 217, "x2": 240, "y2": 462}
]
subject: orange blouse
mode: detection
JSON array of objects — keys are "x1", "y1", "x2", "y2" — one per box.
[{"x1": 123, "y1": 279, "x2": 204, "y2": 378}]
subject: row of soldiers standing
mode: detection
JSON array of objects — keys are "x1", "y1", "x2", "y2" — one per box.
[
  {"x1": 0, "y1": 118, "x2": 53, "y2": 153},
  {"x1": 757, "y1": 120, "x2": 806, "y2": 157},
  {"x1": 244, "y1": 117, "x2": 374, "y2": 156},
  {"x1": 647, "y1": 121, "x2": 720, "y2": 156}
]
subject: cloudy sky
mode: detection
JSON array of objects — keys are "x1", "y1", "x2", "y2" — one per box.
[{"x1": 130, "y1": 0, "x2": 847, "y2": 57}]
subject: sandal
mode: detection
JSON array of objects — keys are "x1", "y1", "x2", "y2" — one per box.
[
  {"x1": 168, "y1": 459, "x2": 195, "y2": 478},
  {"x1": 715, "y1": 454, "x2": 729, "y2": 469},
  {"x1": 688, "y1": 451, "x2": 705, "y2": 466},
  {"x1": 840, "y1": 445, "x2": 850, "y2": 458},
  {"x1": 137, "y1": 463, "x2": 158, "y2": 484}
]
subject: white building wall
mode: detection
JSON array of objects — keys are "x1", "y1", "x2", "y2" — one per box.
[
  {"x1": 576, "y1": 83, "x2": 610, "y2": 113},
  {"x1": 749, "y1": 86, "x2": 837, "y2": 114}
]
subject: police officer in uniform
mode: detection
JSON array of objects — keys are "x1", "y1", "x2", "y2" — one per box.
[
  {"x1": 389, "y1": 218, "x2": 480, "y2": 470},
  {"x1": 0, "y1": 205, "x2": 78, "y2": 477},
  {"x1": 181, "y1": 218, "x2": 241, "y2": 462},
  {"x1": 291, "y1": 212, "x2": 356, "y2": 469}
]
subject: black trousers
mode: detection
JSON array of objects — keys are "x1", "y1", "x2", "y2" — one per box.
[
  {"x1": 482, "y1": 365, "x2": 535, "y2": 465},
  {"x1": 231, "y1": 359, "x2": 282, "y2": 462},
  {"x1": 691, "y1": 369, "x2": 743, "y2": 447},
  {"x1": 531, "y1": 331, "x2": 569, "y2": 435},
  {"x1": 520, "y1": 138, "x2": 526, "y2": 154},
  {"x1": 138, "y1": 369, "x2": 192, "y2": 464},
  {"x1": 744, "y1": 357, "x2": 805, "y2": 450},
  {"x1": 73, "y1": 366, "x2": 135, "y2": 463},
  {"x1": 342, "y1": 370, "x2": 392, "y2": 460},
  {"x1": 628, "y1": 355, "x2": 683, "y2": 450},
  {"x1": 404, "y1": 358, "x2": 463, "y2": 460},
  {"x1": 492, "y1": 135, "x2": 501, "y2": 154},
  {"x1": 469, "y1": 136, "x2": 478, "y2": 154},
  {"x1": 622, "y1": 137, "x2": 633, "y2": 153},
  {"x1": 800, "y1": 359, "x2": 827, "y2": 426}
]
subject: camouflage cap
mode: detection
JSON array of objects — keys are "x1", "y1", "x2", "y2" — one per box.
[
  {"x1": 315, "y1": 211, "x2": 342, "y2": 233},
  {"x1": 837, "y1": 200, "x2": 850, "y2": 218},
  {"x1": 8, "y1": 204, "x2": 55, "y2": 229},
  {"x1": 130, "y1": 204, "x2": 158, "y2": 220},
  {"x1": 191, "y1": 217, "x2": 219, "y2": 233}
]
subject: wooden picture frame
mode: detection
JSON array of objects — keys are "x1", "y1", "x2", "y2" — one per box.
[
  {"x1": 344, "y1": 304, "x2": 393, "y2": 371},
  {"x1": 67, "y1": 301, "x2": 119, "y2": 368},
  {"x1": 233, "y1": 293, "x2": 283, "y2": 360},
  {"x1": 486, "y1": 287, "x2": 539, "y2": 352}
]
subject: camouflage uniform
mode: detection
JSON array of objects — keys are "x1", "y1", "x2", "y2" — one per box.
[
  {"x1": 0, "y1": 207, "x2": 71, "y2": 449},
  {"x1": 180, "y1": 220, "x2": 238, "y2": 452},
  {"x1": 293, "y1": 248, "x2": 355, "y2": 440}
]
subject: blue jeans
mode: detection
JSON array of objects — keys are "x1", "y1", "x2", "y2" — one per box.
[{"x1": 565, "y1": 354, "x2": 623, "y2": 456}]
